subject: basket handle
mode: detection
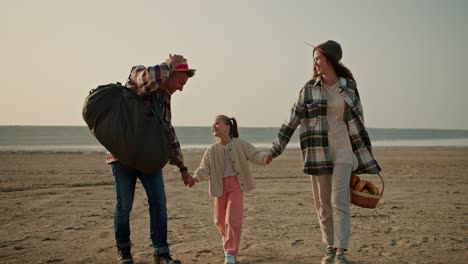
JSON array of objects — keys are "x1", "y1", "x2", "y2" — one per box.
[{"x1": 377, "y1": 173, "x2": 384, "y2": 196}]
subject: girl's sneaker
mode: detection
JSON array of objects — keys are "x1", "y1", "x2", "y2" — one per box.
[{"x1": 224, "y1": 253, "x2": 236, "y2": 264}]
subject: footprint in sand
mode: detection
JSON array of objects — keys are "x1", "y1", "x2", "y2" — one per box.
[
  {"x1": 96, "y1": 245, "x2": 114, "y2": 253},
  {"x1": 291, "y1": 239, "x2": 304, "y2": 246},
  {"x1": 241, "y1": 242, "x2": 251, "y2": 250},
  {"x1": 42, "y1": 237, "x2": 58, "y2": 241},
  {"x1": 396, "y1": 238, "x2": 419, "y2": 249},
  {"x1": 195, "y1": 249, "x2": 215, "y2": 258},
  {"x1": 99, "y1": 231, "x2": 110, "y2": 238}
]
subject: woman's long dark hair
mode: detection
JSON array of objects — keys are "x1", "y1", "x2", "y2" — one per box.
[
  {"x1": 313, "y1": 49, "x2": 356, "y2": 84},
  {"x1": 217, "y1": 115, "x2": 239, "y2": 138}
]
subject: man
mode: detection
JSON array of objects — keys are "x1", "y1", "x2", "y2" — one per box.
[{"x1": 106, "y1": 54, "x2": 196, "y2": 264}]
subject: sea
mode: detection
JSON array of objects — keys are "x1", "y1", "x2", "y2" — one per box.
[{"x1": 1, "y1": 126, "x2": 468, "y2": 152}]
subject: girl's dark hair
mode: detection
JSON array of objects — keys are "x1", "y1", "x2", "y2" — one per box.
[
  {"x1": 313, "y1": 50, "x2": 356, "y2": 84},
  {"x1": 217, "y1": 115, "x2": 239, "y2": 138}
]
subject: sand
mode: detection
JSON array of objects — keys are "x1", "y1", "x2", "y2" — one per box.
[{"x1": 0, "y1": 147, "x2": 467, "y2": 264}]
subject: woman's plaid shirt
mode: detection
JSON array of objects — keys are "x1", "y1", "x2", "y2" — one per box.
[
  {"x1": 269, "y1": 77, "x2": 381, "y2": 176},
  {"x1": 106, "y1": 63, "x2": 185, "y2": 168}
]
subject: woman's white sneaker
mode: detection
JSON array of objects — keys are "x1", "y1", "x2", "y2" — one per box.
[{"x1": 321, "y1": 246, "x2": 336, "y2": 264}]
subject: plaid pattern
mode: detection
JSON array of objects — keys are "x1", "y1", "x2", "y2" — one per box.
[
  {"x1": 270, "y1": 77, "x2": 381, "y2": 175},
  {"x1": 126, "y1": 63, "x2": 171, "y2": 95},
  {"x1": 106, "y1": 63, "x2": 185, "y2": 168}
]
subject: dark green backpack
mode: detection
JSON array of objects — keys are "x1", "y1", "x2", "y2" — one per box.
[{"x1": 82, "y1": 83, "x2": 170, "y2": 173}]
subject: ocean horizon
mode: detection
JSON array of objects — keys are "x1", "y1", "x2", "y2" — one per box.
[{"x1": 1, "y1": 126, "x2": 468, "y2": 152}]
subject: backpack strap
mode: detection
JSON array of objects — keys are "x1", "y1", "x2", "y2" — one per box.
[{"x1": 150, "y1": 92, "x2": 165, "y2": 125}]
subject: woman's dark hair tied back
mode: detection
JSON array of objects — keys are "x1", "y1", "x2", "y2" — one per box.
[{"x1": 313, "y1": 47, "x2": 356, "y2": 84}]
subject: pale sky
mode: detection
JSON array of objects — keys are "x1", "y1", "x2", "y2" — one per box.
[{"x1": 2, "y1": 0, "x2": 467, "y2": 129}]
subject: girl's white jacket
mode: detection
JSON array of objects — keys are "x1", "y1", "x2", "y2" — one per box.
[{"x1": 194, "y1": 138, "x2": 268, "y2": 197}]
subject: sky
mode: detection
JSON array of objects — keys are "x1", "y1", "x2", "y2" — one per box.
[{"x1": 1, "y1": 0, "x2": 467, "y2": 129}]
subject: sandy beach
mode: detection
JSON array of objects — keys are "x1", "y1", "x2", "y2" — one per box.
[{"x1": 0, "y1": 147, "x2": 467, "y2": 264}]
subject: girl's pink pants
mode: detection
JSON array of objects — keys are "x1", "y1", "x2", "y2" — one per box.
[{"x1": 213, "y1": 176, "x2": 243, "y2": 256}]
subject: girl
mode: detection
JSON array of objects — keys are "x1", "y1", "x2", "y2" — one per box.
[
  {"x1": 194, "y1": 115, "x2": 269, "y2": 264},
  {"x1": 266, "y1": 40, "x2": 381, "y2": 264}
]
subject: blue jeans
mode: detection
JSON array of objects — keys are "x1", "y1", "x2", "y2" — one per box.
[{"x1": 111, "y1": 161, "x2": 169, "y2": 254}]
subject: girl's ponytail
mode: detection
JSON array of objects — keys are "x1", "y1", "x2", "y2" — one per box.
[
  {"x1": 217, "y1": 115, "x2": 240, "y2": 138},
  {"x1": 230, "y1": 118, "x2": 239, "y2": 138}
]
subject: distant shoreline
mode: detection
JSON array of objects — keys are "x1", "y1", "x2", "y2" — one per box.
[
  {"x1": 2, "y1": 126, "x2": 468, "y2": 151},
  {"x1": 1, "y1": 145, "x2": 468, "y2": 155}
]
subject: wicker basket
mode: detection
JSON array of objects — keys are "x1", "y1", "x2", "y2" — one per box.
[{"x1": 350, "y1": 173, "x2": 384, "y2": 209}]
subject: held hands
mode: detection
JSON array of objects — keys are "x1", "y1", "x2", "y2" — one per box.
[{"x1": 181, "y1": 170, "x2": 196, "y2": 188}]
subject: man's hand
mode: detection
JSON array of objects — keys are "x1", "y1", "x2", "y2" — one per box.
[
  {"x1": 168, "y1": 54, "x2": 186, "y2": 70},
  {"x1": 181, "y1": 170, "x2": 195, "y2": 187},
  {"x1": 265, "y1": 153, "x2": 273, "y2": 165}
]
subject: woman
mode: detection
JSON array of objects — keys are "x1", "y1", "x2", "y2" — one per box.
[{"x1": 266, "y1": 40, "x2": 381, "y2": 264}]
